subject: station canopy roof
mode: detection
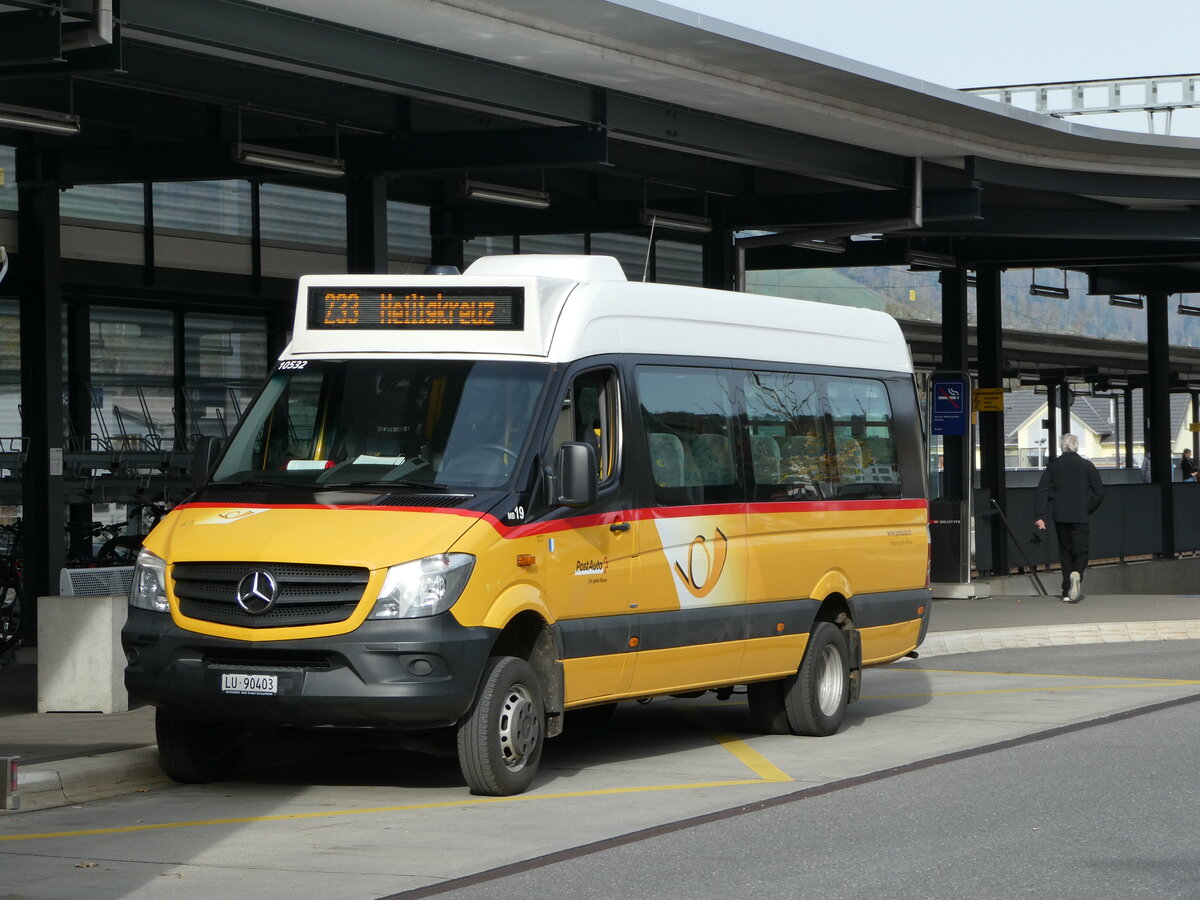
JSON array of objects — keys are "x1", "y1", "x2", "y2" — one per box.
[{"x1": 5, "y1": 0, "x2": 1200, "y2": 379}]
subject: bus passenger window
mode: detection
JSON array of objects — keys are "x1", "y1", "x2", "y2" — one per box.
[
  {"x1": 637, "y1": 365, "x2": 741, "y2": 505},
  {"x1": 825, "y1": 376, "x2": 900, "y2": 499},
  {"x1": 742, "y1": 370, "x2": 827, "y2": 501}
]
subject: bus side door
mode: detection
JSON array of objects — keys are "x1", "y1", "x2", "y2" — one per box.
[
  {"x1": 542, "y1": 364, "x2": 637, "y2": 704},
  {"x1": 626, "y1": 363, "x2": 748, "y2": 695}
]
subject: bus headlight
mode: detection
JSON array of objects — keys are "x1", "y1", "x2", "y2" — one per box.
[
  {"x1": 370, "y1": 553, "x2": 475, "y2": 619},
  {"x1": 130, "y1": 548, "x2": 170, "y2": 613}
]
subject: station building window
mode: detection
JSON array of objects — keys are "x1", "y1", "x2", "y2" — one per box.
[
  {"x1": 387, "y1": 200, "x2": 432, "y2": 269},
  {"x1": 654, "y1": 240, "x2": 702, "y2": 286},
  {"x1": 464, "y1": 235, "x2": 516, "y2": 266},
  {"x1": 184, "y1": 313, "x2": 268, "y2": 443},
  {"x1": 0, "y1": 299, "x2": 18, "y2": 467},
  {"x1": 260, "y1": 183, "x2": 346, "y2": 249},
  {"x1": 61, "y1": 183, "x2": 145, "y2": 226},
  {"x1": 154, "y1": 181, "x2": 252, "y2": 237},
  {"x1": 591, "y1": 233, "x2": 650, "y2": 281},
  {"x1": 0, "y1": 145, "x2": 14, "y2": 212},
  {"x1": 88, "y1": 307, "x2": 175, "y2": 451},
  {"x1": 520, "y1": 234, "x2": 585, "y2": 255}
]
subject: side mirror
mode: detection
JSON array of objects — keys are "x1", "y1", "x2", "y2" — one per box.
[
  {"x1": 554, "y1": 441, "x2": 597, "y2": 508},
  {"x1": 189, "y1": 435, "x2": 222, "y2": 488}
]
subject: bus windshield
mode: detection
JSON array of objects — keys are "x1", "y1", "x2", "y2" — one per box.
[{"x1": 212, "y1": 359, "x2": 551, "y2": 490}]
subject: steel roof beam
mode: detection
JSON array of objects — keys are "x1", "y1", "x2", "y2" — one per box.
[
  {"x1": 971, "y1": 157, "x2": 1200, "y2": 202},
  {"x1": 389, "y1": 126, "x2": 608, "y2": 172},
  {"x1": 913, "y1": 208, "x2": 1200, "y2": 242},
  {"x1": 726, "y1": 187, "x2": 981, "y2": 230},
  {"x1": 114, "y1": 0, "x2": 907, "y2": 191}
]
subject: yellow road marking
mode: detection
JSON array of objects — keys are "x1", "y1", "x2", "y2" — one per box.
[
  {"x1": 8, "y1": 671, "x2": 1185, "y2": 844},
  {"x1": 678, "y1": 707, "x2": 792, "y2": 783},
  {"x1": 1, "y1": 705, "x2": 795, "y2": 844},
  {"x1": 0, "y1": 778, "x2": 780, "y2": 843}
]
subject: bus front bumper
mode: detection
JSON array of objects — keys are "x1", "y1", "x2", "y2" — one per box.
[{"x1": 122, "y1": 608, "x2": 495, "y2": 730}]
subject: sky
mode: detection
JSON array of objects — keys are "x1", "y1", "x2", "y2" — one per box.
[{"x1": 665, "y1": 1, "x2": 1200, "y2": 136}]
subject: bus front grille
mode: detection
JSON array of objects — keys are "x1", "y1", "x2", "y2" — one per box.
[{"x1": 172, "y1": 562, "x2": 369, "y2": 628}]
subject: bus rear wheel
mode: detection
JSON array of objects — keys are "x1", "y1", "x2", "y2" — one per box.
[
  {"x1": 457, "y1": 656, "x2": 545, "y2": 796},
  {"x1": 783, "y1": 621, "x2": 850, "y2": 736},
  {"x1": 155, "y1": 709, "x2": 243, "y2": 783}
]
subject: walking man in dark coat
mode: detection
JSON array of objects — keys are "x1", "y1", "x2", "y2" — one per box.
[{"x1": 1034, "y1": 433, "x2": 1105, "y2": 603}]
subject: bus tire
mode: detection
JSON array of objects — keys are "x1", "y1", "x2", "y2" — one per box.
[
  {"x1": 457, "y1": 656, "x2": 545, "y2": 796},
  {"x1": 746, "y1": 680, "x2": 790, "y2": 734},
  {"x1": 783, "y1": 621, "x2": 850, "y2": 737},
  {"x1": 155, "y1": 709, "x2": 243, "y2": 783}
]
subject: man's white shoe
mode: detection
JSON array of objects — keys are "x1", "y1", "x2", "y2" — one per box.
[
  {"x1": 1061, "y1": 595, "x2": 1072, "y2": 603},
  {"x1": 1068, "y1": 571, "x2": 1081, "y2": 603}
]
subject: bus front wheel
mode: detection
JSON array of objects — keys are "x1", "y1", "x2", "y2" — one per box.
[
  {"x1": 155, "y1": 709, "x2": 243, "y2": 783},
  {"x1": 457, "y1": 656, "x2": 545, "y2": 796},
  {"x1": 783, "y1": 621, "x2": 850, "y2": 736}
]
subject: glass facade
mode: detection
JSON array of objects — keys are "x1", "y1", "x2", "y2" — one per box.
[
  {"x1": 154, "y1": 181, "x2": 252, "y2": 237},
  {"x1": 591, "y1": 233, "x2": 650, "y2": 281},
  {"x1": 184, "y1": 313, "x2": 269, "y2": 442},
  {"x1": 261, "y1": 183, "x2": 346, "y2": 248},
  {"x1": 89, "y1": 307, "x2": 175, "y2": 450},
  {"x1": 0, "y1": 145, "x2": 14, "y2": 213},
  {"x1": 61, "y1": 183, "x2": 145, "y2": 226},
  {"x1": 387, "y1": 200, "x2": 431, "y2": 263}
]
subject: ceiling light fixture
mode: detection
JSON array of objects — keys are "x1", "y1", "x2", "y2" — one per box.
[
  {"x1": 1108, "y1": 294, "x2": 1144, "y2": 309},
  {"x1": 904, "y1": 249, "x2": 956, "y2": 270},
  {"x1": 463, "y1": 180, "x2": 550, "y2": 209},
  {"x1": 790, "y1": 237, "x2": 846, "y2": 254},
  {"x1": 0, "y1": 103, "x2": 81, "y2": 136},
  {"x1": 640, "y1": 208, "x2": 712, "y2": 234},
  {"x1": 234, "y1": 143, "x2": 345, "y2": 178},
  {"x1": 1030, "y1": 269, "x2": 1070, "y2": 299}
]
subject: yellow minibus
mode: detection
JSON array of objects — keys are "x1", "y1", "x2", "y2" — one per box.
[{"x1": 123, "y1": 254, "x2": 931, "y2": 795}]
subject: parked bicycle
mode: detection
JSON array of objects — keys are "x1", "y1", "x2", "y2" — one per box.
[
  {"x1": 0, "y1": 519, "x2": 23, "y2": 657},
  {"x1": 65, "y1": 502, "x2": 169, "y2": 568}
]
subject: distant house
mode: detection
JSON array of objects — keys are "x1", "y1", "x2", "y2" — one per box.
[{"x1": 1002, "y1": 389, "x2": 1195, "y2": 471}]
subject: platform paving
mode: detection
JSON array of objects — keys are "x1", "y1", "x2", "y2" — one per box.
[{"x1": 2, "y1": 592, "x2": 1199, "y2": 814}]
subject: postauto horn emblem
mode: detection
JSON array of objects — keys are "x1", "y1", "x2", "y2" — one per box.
[{"x1": 235, "y1": 570, "x2": 279, "y2": 614}]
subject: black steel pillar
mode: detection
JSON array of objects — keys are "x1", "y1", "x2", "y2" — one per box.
[
  {"x1": 345, "y1": 140, "x2": 388, "y2": 275},
  {"x1": 975, "y1": 267, "x2": 1007, "y2": 574},
  {"x1": 702, "y1": 230, "x2": 736, "y2": 292},
  {"x1": 1192, "y1": 390, "x2": 1199, "y2": 460},
  {"x1": 1147, "y1": 292, "x2": 1174, "y2": 556},
  {"x1": 1124, "y1": 387, "x2": 1135, "y2": 469},
  {"x1": 1045, "y1": 383, "x2": 1059, "y2": 459},
  {"x1": 938, "y1": 267, "x2": 970, "y2": 501},
  {"x1": 1058, "y1": 382, "x2": 1072, "y2": 438},
  {"x1": 430, "y1": 203, "x2": 464, "y2": 273},
  {"x1": 16, "y1": 146, "x2": 66, "y2": 627},
  {"x1": 66, "y1": 302, "x2": 92, "y2": 560}
]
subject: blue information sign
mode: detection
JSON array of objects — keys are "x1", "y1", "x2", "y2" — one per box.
[{"x1": 931, "y1": 377, "x2": 968, "y2": 436}]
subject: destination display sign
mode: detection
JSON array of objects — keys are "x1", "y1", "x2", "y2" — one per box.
[{"x1": 308, "y1": 286, "x2": 524, "y2": 330}]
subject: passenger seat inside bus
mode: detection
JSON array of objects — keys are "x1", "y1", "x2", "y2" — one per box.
[
  {"x1": 749, "y1": 434, "x2": 781, "y2": 484},
  {"x1": 648, "y1": 432, "x2": 686, "y2": 488},
  {"x1": 688, "y1": 433, "x2": 735, "y2": 485}
]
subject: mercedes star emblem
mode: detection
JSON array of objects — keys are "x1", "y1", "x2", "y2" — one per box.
[{"x1": 235, "y1": 570, "x2": 279, "y2": 614}]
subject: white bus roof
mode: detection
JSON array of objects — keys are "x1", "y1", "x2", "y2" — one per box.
[{"x1": 286, "y1": 255, "x2": 913, "y2": 374}]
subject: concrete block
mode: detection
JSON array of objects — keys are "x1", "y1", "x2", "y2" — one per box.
[{"x1": 36, "y1": 595, "x2": 128, "y2": 714}]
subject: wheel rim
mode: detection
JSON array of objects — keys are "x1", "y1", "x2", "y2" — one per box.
[
  {"x1": 816, "y1": 644, "x2": 845, "y2": 716},
  {"x1": 497, "y1": 682, "x2": 540, "y2": 771}
]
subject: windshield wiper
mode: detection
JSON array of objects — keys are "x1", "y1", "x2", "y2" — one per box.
[{"x1": 330, "y1": 480, "x2": 448, "y2": 490}]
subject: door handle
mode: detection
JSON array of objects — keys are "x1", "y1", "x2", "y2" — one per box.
[{"x1": 609, "y1": 521, "x2": 631, "y2": 533}]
